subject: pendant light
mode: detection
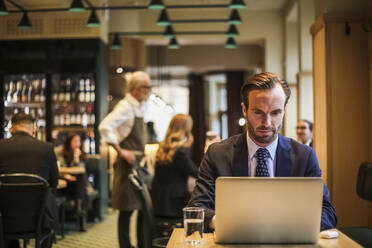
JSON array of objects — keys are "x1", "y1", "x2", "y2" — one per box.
[
  {"x1": 163, "y1": 26, "x2": 175, "y2": 38},
  {"x1": 0, "y1": 0, "x2": 8, "y2": 15},
  {"x1": 18, "y1": 12, "x2": 32, "y2": 29},
  {"x1": 148, "y1": 0, "x2": 165, "y2": 10},
  {"x1": 229, "y1": 0, "x2": 246, "y2": 9},
  {"x1": 87, "y1": 10, "x2": 100, "y2": 27},
  {"x1": 69, "y1": 0, "x2": 85, "y2": 12},
  {"x1": 157, "y1": 9, "x2": 170, "y2": 26},
  {"x1": 228, "y1": 9, "x2": 242, "y2": 25},
  {"x1": 226, "y1": 24, "x2": 239, "y2": 37},
  {"x1": 111, "y1": 33, "x2": 122, "y2": 50},
  {"x1": 225, "y1": 37, "x2": 237, "y2": 49},
  {"x1": 168, "y1": 38, "x2": 179, "y2": 49}
]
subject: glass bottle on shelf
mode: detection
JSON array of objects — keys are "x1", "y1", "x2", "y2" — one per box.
[
  {"x1": 21, "y1": 82, "x2": 28, "y2": 103},
  {"x1": 85, "y1": 78, "x2": 91, "y2": 102},
  {"x1": 34, "y1": 80, "x2": 41, "y2": 103},
  {"x1": 90, "y1": 79, "x2": 95, "y2": 102},
  {"x1": 6, "y1": 82, "x2": 13, "y2": 105},
  {"x1": 78, "y1": 78, "x2": 85, "y2": 102},
  {"x1": 58, "y1": 79, "x2": 65, "y2": 102},
  {"x1": 40, "y1": 79, "x2": 46, "y2": 103},
  {"x1": 65, "y1": 78, "x2": 72, "y2": 102},
  {"x1": 27, "y1": 82, "x2": 34, "y2": 103}
]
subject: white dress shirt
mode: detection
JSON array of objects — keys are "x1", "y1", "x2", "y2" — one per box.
[
  {"x1": 99, "y1": 94, "x2": 144, "y2": 145},
  {"x1": 246, "y1": 132, "x2": 278, "y2": 177}
]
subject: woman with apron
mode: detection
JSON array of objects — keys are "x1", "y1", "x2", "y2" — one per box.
[{"x1": 99, "y1": 71, "x2": 151, "y2": 248}]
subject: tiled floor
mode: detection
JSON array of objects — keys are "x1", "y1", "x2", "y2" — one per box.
[{"x1": 28, "y1": 209, "x2": 139, "y2": 248}]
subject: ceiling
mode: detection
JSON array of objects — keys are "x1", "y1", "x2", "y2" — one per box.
[
  {"x1": 4, "y1": 0, "x2": 289, "y2": 47},
  {"x1": 6, "y1": 0, "x2": 288, "y2": 11}
]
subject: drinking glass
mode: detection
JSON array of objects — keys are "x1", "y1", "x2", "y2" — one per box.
[{"x1": 183, "y1": 207, "x2": 204, "y2": 244}]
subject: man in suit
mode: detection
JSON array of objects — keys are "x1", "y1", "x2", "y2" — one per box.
[
  {"x1": 188, "y1": 72, "x2": 337, "y2": 232},
  {"x1": 296, "y1": 119, "x2": 313, "y2": 147},
  {"x1": 0, "y1": 112, "x2": 59, "y2": 248}
]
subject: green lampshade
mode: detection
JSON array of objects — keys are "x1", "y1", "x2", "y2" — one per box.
[
  {"x1": 229, "y1": 0, "x2": 246, "y2": 9},
  {"x1": 111, "y1": 34, "x2": 122, "y2": 50},
  {"x1": 0, "y1": 0, "x2": 8, "y2": 15},
  {"x1": 225, "y1": 37, "x2": 237, "y2": 49},
  {"x1": 226, "y1": 24, "x2": 239, "y2": 37},
  {"x1": 163, "y1": 26, "x2": 175, "y2": 38},
  {"x1": 18, "y1": 12, "x2": 32, "y2": 29},
  {"x1": 69, "y1": 0, "x2": 85, "y2": 12},
  {"x1": 228, "y1": 9, "x2": 242, "y2": 25},
  {"x1": 168, "y1": 38, "x2": 180, "y2": 49},
  {"x1": 148, "y1": 0, "x2": 165, "y2": 10},
  {"x1": 87, "y1": 10, "x2": 100, "y2": 27},
  {"x1": 157, "y1": 9, "x2": 171, "y2": 26}
]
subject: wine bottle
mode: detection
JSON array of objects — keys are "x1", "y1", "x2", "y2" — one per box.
[
  {"x1": 90, "y1": 79, "x2": 95, "y2": 102},
  {"x1": 21, "y1": 82, "x2": 28, "y2": 103},
  {"x1": 6, "y1": 82, "x2": 13, "y2": 104},
  {"x1": 65, "y1": 78, "x2": 72, "y2": 102},
  {"x1": 12, "y1": 81, "x2": 20, "y2": 103},
  {"x1": 3, "y1": 83, "x2": 9, "y2": 103},
  {"x1": 58, "y1": 80, "x2": 65, "y2": 102},
  {"x1": 40, "y1": 79, "x2": 46, "y2": 103},
  {"x1": 34, "y1": 80, "x2": 41, "y2": 102},
  {"x1": 27, "y1": 82, "x2": 33, "y2": 103},
  {"x1": 78, "y1": 78, "x2": 85, "y2": 102},
  {"x1": 85, "y1": 78, "x2": 91, "y2": 102}
]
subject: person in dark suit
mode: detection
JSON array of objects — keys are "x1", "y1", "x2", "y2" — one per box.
[
  {"x1": 0, "y1": 112, "x2": 59, "y2": 248},
  {"x1": 296, "y1": 119, "x2": 313, "y2": 147},
  {"x1": 151, "y1": 114, "x2": 198, "y2": 218},
  {"x1": 188, "y1": 72, "x2": 337, "y2": 232}
]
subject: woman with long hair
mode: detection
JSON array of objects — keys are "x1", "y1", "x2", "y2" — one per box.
[
  {"x1": 56, "y1": 133, "x2": 87, "y2": 231},
  {"x1": 151, "y1": 114, "x2": 198, "y2": 218}
]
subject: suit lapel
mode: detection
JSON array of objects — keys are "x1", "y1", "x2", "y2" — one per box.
[
  {"x1": 232, "y1": 133, "x2": 249, "y2": 177},
  {"x1": 275, "y1": 134, "x2": 292, "y2": 177}
]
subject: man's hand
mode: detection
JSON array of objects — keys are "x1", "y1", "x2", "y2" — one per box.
[{"x1": 119, "y1": 148, "x2": 136, "y2": 164}]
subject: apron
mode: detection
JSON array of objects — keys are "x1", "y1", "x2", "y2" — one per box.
[{"x1": 111, "y1": 115, "x2": 145, "y2": 211}]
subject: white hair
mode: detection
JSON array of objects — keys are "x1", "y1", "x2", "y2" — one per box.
[{"x1": 123, "y1": 71, "x2": 150, "y2": 94}]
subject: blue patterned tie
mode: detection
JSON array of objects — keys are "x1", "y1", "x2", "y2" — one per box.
[{"x1": 255, "y1": 148, "x2": 270, "y2": 177}]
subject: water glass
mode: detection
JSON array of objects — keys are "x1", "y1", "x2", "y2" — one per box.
[{"x1": 183, "y1": 207, "x2": 204, "y2": 244}]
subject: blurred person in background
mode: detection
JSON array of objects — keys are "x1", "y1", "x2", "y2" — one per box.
[
  {"x1": 296, "y1": 119, "x2": 313, "y2": 147},
  {"x1": 0, "y1": 112, "x2": 58, "y2": 248},
  {"x1": 55, "y1": 133, "x2": 88, "y2": 231},
  {"x1": 151, "y1": 114, "x2": 198, "y2": 219},
  {"x1": 204, "y1": 130, "x2": 221, "y2": 154},
  {"x1": 99, "y1": 71, "x2": 151, "y2": 248}
]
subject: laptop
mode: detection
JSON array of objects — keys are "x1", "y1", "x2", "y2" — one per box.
[{"x1": 214, "y1": 177, "x2": 323, "y2": 244}]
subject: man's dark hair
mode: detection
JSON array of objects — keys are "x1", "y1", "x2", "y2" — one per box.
[
  {"x1": 11, "y1": 112, "x2": 35, "y2": 126},
  {"x1": 301, "y1": 119, "x2": 313, "y2": 132},
  {"x1": 240, "y1": 72, "x2": 291, "y2": 108}
]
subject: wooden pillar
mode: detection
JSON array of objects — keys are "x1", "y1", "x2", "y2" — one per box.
[{"x1": 311, "y1": 13, "x2": 370, "y2": 227}]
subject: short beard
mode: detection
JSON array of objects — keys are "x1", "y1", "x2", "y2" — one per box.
[{"x1": 247, "y1": 119, "x2": 281, "y2": 145}]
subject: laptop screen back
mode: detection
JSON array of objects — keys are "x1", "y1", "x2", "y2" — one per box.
[{"x1": 214, "y1": 177, "x2": 323, "y2": 244}]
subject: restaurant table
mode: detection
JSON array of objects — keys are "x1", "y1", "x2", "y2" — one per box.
[{"x1": 166, "y1": 228, "x2": 362, "y2": 248}]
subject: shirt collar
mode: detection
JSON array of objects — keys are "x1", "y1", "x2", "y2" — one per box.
[
  {"x1": 246, "y1": 131, "x2": 278, "y2": 160},
  {"x1": 125, "y1": 93, "x2": 141, "y2": 107},
  {"x1": 305, "y1": 138, "x2": 313, "y2": 146}
]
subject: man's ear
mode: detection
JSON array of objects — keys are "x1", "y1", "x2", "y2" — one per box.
[{"x1": 241, "y1": 102, "x2": 247, "y2": 118}]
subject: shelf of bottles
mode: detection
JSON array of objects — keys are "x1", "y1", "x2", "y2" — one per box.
[
  {"x1": 52, "y1": 74, "x2": 96, "y2": 155},
  {"x1": 3, "y1": 74, "x2": 46, "y2": 141}
]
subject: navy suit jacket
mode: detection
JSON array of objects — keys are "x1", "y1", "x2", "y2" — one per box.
[{"x1": 188, "y1": 133, "x2": 337, "y2": 232}]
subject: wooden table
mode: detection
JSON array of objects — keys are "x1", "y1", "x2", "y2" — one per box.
[{"x1": 166, "y1": 228, "x2": 362, "y2": 248}]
